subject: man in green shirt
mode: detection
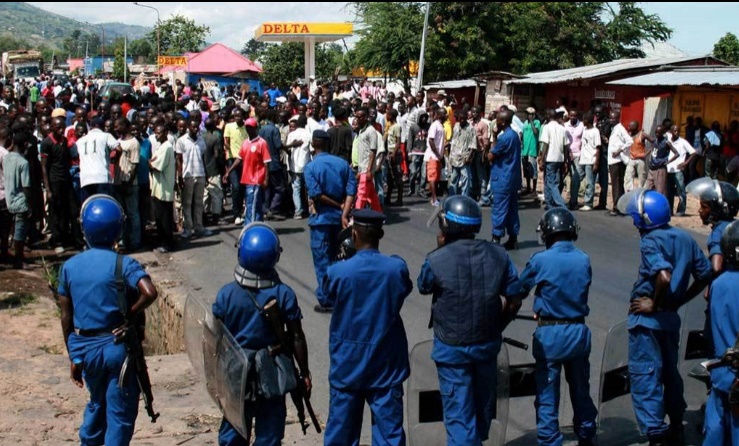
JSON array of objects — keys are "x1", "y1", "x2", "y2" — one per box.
[
  {"x1": 149, "y1": 124, "x2": 176, "y2": 253},
  {"x1": 29, "y1": 82, "x2": 40, "y2": 113},
  {"x1": 522, "y1": 106, "x2": 541, "y2": 195}
]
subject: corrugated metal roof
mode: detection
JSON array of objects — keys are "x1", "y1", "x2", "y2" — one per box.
[
  {"x1": 608, "y1": 68, "x2": 739, "y2": 86},
  {"x1": 506, "y1": 55, "x2": 713, "y2": 85},
  {"x1": 424, "y1": 79, "x2": 482, "y2": 89}
]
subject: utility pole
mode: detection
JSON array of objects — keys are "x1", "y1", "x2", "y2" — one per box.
[
  {"x1": 133, "y1": 2, "x2": 161, "y2": 79},
  {"x1": 124, "y1": 34, "x2": 128, "y2": 82},
  {"x1": 415, "y1": 1, "x2": 431, "y2": 95}
]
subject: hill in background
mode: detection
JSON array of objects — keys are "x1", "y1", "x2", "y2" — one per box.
[{"x1": 0, "y1": 2, "x2": 149, "y2": 52}]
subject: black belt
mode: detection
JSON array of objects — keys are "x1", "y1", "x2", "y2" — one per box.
[
  {"x1": 538, "y1": 317, "x2": 585, "y2": 327},
  {"x1": 75, "y1": 328, "x2": 114, "y2": 337}
]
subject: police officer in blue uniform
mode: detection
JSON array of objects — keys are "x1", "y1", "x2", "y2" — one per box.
[
  {"x1": 212, "y1": 223, "x2": 312, "y2": 446},
  {"x1": 619, "y1": 189, "x2": 713, "y2": 446},
  {"x1": 519, "y1": 208, "x2": 597, "y2": 446},
  {"x1": 304, "y1": 129, "x2": 357, "y2": 313},
  {"x1": 417, "y1": 195, "x2": 522, "y2": 445},
  {"x1": 703, "y1": 221, "x2": 739, "y2": 445},
  {"x1": 58, "y1": 195, "x2": 158, "y2": 446},
  {"x1": 487, "y1": 109, "x2": 522, "y2": 250},
  {"x1": 322, "y1": 209, "x2": 412, "y2": 446}
]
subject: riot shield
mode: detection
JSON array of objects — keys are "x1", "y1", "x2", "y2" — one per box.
[
  {"x1": 407, "y1": 340, "x2": 509, "y2": 446},
  {"x1": 597, "y1": 319, "x2": 641, "y2": 445},
  {"x1": 678, "y1": 296, "x2": 712, "y2": 416},
  {"x1": 184, "y1": 294, "x2": 251, "y2": 440}
]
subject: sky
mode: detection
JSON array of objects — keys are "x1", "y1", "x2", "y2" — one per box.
[{"x1": 27, "y1": 2, "x2": 738, "y2": 56}]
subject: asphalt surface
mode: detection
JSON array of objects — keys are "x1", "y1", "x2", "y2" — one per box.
[{"x1": 175, "y1": 192, "x2": 710, "y2": 446}]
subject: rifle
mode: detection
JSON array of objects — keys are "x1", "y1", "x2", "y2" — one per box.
[
  {"x1": 262, "y1": 298, "x2": 321, "y2": 434},
  {"x1": 115, "y1": 254, "x2": 161, "y2": 423}
]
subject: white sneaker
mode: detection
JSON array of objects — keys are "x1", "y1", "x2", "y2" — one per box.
[
  {"x1": 54, "y1": 246, "x2": 65, "y2": 254},
  {"x1": 234, "y1": 217, "x2": 244, "y2": 225},
  {"x1": 579, "y1": 205, "x2": 592, "y2": 211}
]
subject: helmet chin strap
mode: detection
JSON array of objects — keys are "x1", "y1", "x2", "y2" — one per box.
[{"x1": 233, "y1": 265, "x2": 279, "y2": 289}]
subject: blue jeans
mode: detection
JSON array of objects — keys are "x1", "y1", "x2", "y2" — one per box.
[
  {"x1": 374, "y1": 169, "x2": 386, "y2": 208},
  {"x1": 449, "y1": 165, "x2": 472, "y2": 197},
  {"x1": 668, "y1": 171, "x2": 687, "y2": 214},
  {"x1": 568, "y1": 157, "x2": 582, "y2": 208},
  {"x1": 324, "y1": 385, "x2": 406, "y2": 446},
  {"x1": 409, "y1": 156, "x2": 424, "y2": 194},
  {"x1": 244, "y1": 185, "x2": 264, "y2": 225},
  {"x1": 544, "y1": 162, "x2": 566, "y2": 208},
  {"x1": 290, "y1": 172, "x2": 305, "y2": 216},
  {"x1": 218, "y1": 396, "x2": 286, "y2": 446},
  {"x1": 436, "y1": 359, "x2": 498, "y2": 445},
  {"x1": 228, "y1": 159, "x2": 244, "y2": 219},
  {"x1": 582, "y1": 164, "x2": 596, "y2": 207},
  {"x1": 628, "y1": 326, "x2": 685, "y2": 439},
  {"x1": 119, "y1": 183, "x2": 141, "y2": 248}
]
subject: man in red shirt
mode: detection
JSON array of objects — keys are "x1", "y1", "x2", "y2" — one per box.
[{"x1": 223, "y1": 118, "x2": 270, "y2": 224}]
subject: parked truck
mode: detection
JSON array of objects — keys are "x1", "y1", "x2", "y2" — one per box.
[{"x1": 1, "y1": 50, "x2": 43, "y2": 82}]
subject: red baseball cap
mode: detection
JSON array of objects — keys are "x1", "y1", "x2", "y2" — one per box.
[{"x1": 245, "y1": 118, "x2": 258, "y2": 127}]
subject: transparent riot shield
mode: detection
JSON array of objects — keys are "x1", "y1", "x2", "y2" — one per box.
[
  {"x1": 678, "y1": 296, "x2": 712, "y2": 426},
  {"x1": 597, "y1": 319, "x2": 641, "y2": 445},
  {"x1": 407, "y1": 340, "x2": 509, "y2": 446},
  {"x1": 184, "y1": 293, "x2": 251, "y2": 439}
]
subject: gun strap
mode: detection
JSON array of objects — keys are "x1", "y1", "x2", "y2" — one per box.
[
  {"x1": 115, "y1": 254, "x2": 128, "y2": 319},
  {"x1": 244, "y1": 287, "x2": 263, "y2": 313}
]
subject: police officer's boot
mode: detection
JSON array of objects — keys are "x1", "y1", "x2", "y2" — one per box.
[
  {"x1": 503, "y1": 235, "x2": 519, "y2": 250},
  {"x1": 492, "y1": 236, "x2": 501, "y2": 245},
  {"x1": 666, "y1": 423, "x2": 685, "y2": 446},
  {"x1": 647, "y1": 436, "x2": 667, "y2": 446},
  {"x1": 577, "y1": 439, "x2": 597, "y2": 446}
]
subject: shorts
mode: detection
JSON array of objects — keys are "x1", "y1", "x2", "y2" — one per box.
[
  {"x1": 13, "y1": 212, "x2": 27, "y2": 242},
  {"x1": 426, "y1": 159, "x2": 441, "y2": 182}
]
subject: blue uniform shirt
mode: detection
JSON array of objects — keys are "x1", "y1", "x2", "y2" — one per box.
[
  {"x1": 519, "y1": 241, "x2": 591, "y2": 319},
  {"x1": 212, "y1": 280, "x2": 302, "y2": 351},
  {"x1": 490, "y1": 126, "x2": 522, "y2": 193},
  {"x1": 304, "y1": 152, "x2": 357, "y2": 227},
  {"x1": 58, "y1": 248, "x2": 149, "y2": 331},
  {"x1": 708, "y1": 220, "x2": 731, "y2": 258},
  {"x1": 418, "y1": 255, "x2": 521, "y2": 364},
  {"x1": 709, "y1": 269, "x2": 739, "y2": 393},
  {"x1": 323, "y1": 249, "x2": 412, "y2": 389},
  {"x1": 258, "y1": 122, "x2": 283, "y2": 172},
  {"x1": 629, "y1": 226, "x2": 712, "y2": 331}
]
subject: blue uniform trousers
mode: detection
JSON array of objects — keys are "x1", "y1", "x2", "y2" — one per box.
[
  {"x1": 436, "y1": 360, "x2": 497, "y2": 445},
  {"x1": 311, "y1": 224, "x2": 341, "y2": 306},
  {"x1": 78, "y1": 339, "x2": 140, "y2": 446},
  {"x1": 491, "y1": 191, "x2": 519, "y2": 238},
  {"x1": 324, "y1": 384, "x2": 406, "y2": 446},
  {"x1": 533, "y1": 325, "x2": 597, "y2": 445},
  {"x1": 218, "y1": 396, "x2": 286, "y2": 446},
  {"x1": 704, "y1": 387, "x2": 739, "y2": 446},
  {"x1": 244, "y1": 185, "x2": 264, "y2": 225},
  {"x1": 628, "y1": 326, "x2": 686, "y2": 438}
]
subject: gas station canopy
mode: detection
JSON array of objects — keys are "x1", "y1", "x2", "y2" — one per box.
[{"x1": 255, "y1": 22, "x2": 353, "y2": 83}]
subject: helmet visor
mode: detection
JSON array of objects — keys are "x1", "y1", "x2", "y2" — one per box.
[
  {"x1": 617, "y1": 188, "x2": 648, "y2": 216},
  {"x1": 686, "y1": 178, "x2": 721, "y2": 202}
]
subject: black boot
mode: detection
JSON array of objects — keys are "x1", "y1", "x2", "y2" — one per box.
[
  {"x1": 667, "y1": 423, "x2": 685, "y2": 446},
  {"x1": 504, "y1": 235, "x2": 519, "y2": 250},
  {"x1": 648, "y1": 435, "x2": 667, "y2": 446},
  {"x1": 492, "y1": 236, "x2": 501, "y2": 245}
]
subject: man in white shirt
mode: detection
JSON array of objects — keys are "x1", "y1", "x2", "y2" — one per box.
[
  {"x1": 606, "y1": 111, "x2": 632, "y2": 216},
  {"x1": 666, "y1": 124, "x2": 697, "y2": 216},
  {"x1": 77, "y1": 117, "x2": 120, "y2": 202},
  {"x1": 285, "y1": 116, "x2": 312, "y2": 219},
  {"x1": 425, "y1": 107, "x2": 446, "y2": 206},
  {"x1": 538, "y1": 110, "x2": 568, "y2": 209},
  {"x1": 175, "y1": 118, "x2": 211, "y2": 238},
  {"x1": 578, "y1": 113, "x2": 602, "y2": 211},
  {"x1": 564, "y1": 110, "x2": 585, "y2": 210}
]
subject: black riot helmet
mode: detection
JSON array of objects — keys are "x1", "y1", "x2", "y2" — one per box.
[
  {"x1": 721, "y1": 220, "x2": 739, "y2": 266},
  {"x1": 427, "y1": 195, "x2": 482, "y2": 237},
  {"x1": 686, "y1": 178, "x2": 739, "y2": 225},
  {"x1": 537, "y1": 208, "x2": 579, "y2": 244},
  {"x1": 336, "y1": 226, "x2": 356, "y2": 260}
]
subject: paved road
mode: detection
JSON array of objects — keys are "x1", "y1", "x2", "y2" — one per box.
[{"x1": 174, "y1": 193, "x2": 709, "y2": 445}]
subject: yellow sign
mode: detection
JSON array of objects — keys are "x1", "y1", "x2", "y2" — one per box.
[
  {"x1": 158, "y1": 56, "x2": 188, "y2": 66},
  {"x1": 256, "y1": 22, "x2": 353, "y2": 41}
]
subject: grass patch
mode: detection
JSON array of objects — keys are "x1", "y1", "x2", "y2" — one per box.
[{"x1": 0, "y1": 292, "x2": 37, "y2": 310}]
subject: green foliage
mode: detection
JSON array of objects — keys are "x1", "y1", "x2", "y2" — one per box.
[
  {"x1": 713, "y1": 33, "x2": 739, "y2": 65},
  {"x1": 150, "y1": 14, "x2": 210, "y2": 56},
  {"x1": 112, "y1": 46, "x2": 130, "y2": 81},
  {"x1": 241, "y1": 38, "x2": 268, "y2": 62},
  {"x1": 0, "y1": 34, "x2": 30, "y2": 54},
  {"x1": 129, "y1": 38, "x2": 154, "y2": 62},
  {"x1": 350, "y1": 2, "x2": 424, "y2": 92},
  {"x1": 258, "y1": 42, "x2": 344, "y2": 89},
  {"x1": 62, "y1": 29, "x2": 101, "y2": 58}
]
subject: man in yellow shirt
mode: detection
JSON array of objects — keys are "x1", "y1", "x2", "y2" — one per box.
[{"x1": 223, "y1": 109, "x2": 248, "y2": 224}]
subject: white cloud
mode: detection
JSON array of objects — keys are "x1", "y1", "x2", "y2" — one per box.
[{"x1": 28, "y1": 2, "x2": 357, "y2": 50}]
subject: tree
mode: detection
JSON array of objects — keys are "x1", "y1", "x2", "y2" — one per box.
[
  {"x1": 350, "y1": 3, "x2": 424, "y2": 92},
  {"x1": 241, "y1": 38, "x2": 267, "y2": 62},
  {"x1": 257, "y1": 42, "x2": 344, "y2": 89},
  {"x1": 0, "y1": 35, "x2": 30, "y2": 54},
  {"x1": 713, "y1": 32, "x2": 739, "y2": 65},
  {"x1": 112, "y1": 46, "x2": 130, "y2": 81},
  {"x1": 149, "y1": 14, "x2": 210, "y2": 55},
  {"x1": 129, "y1": 38, "x2": 155, "y2": 63}
]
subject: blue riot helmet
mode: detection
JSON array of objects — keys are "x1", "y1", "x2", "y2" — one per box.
[
  {"x1": 427, "y1": 195, "x2": 482, "y2": 237},
  {"x1": 537, "y1": 207, "x2": 579, "y2": 244},
  {"x1": 234, "y1": 223, "x2": 282, "y2": 288},
  {"x1": 721, "y1": 220, "x2": 739, "y2": 266},
  {"x1": 686, "y1": 178, "x2": 739, "y2": 225},
  {"x1": 617, "y1": 188, "x2": 671, "y2": 231},
  {"x1": 80, "y1": 194, "x2": 124, "y2": 248}
]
